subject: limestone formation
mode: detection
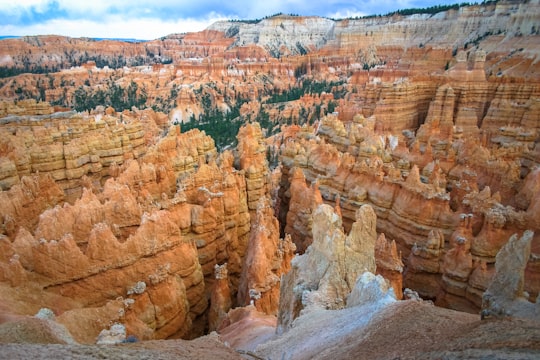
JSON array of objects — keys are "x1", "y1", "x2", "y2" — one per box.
[
  {"x1": 0, "y1": 0, "x2": 540, "y2": 348},
  {"x1": 277, "y1": 203, "x2": 377, "y2": 333},
  {"x1": 482, "y1": 230, "x2": 540, "y2": 320},
  {"x1": 208, "y1": 263, "x2": 232, "y2": 332}
]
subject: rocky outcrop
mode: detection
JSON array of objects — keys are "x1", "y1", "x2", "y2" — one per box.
[
  {"x1": 236, "y1": 122, "x2": 271, "y2": 212},
  {"x1": 1, "y1": 0, "x2": 540, "y2": 348},
  {"x1": 375, "y1": 233, "x2": 404, "y2": 300},
  {"x1": 277, "y1": 203, "x2": 377, "y2": 333},
  {"x1": 0, "y1": 103, "x2": 148, "y2": 201},
  {"x1": 283, "y1": 167, "x2": 323, "y2": 253},
  {"x1": 208, "y1": 263, "x2": 232, "y2": 332},
  {"x1": 236, "y1": 197, "x2": 296, "y2": 315},
  {"x1": 0, "y1": 110, "x2": 263, "y2": 341},
  {"x1": 482, "y1": 230, "x2": 540, "y2": 320},
  {"x1": 279, "y1": 97, "x2": 539, "y2": 312},
  {"x1": 0, "y1": 174, "x2": 64, "y2": 237}
]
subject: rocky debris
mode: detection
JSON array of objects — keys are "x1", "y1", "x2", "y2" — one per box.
[
  {"x1": 256, "y1": 299, "x2": 540, "y2": 360},
  {"x1": 0, "y1": 315, "x2": 77, "y2": 345},
  {"x1": 34, "y1": 308, "x2": 56, "y2": 321},
  {"x1": 217, "y1": 305, "x2": 277, "y2": 353},
  {"x1": 0, "y1": 332, "x2": 243, "y2": 359},
  {"x1": 347, "y1": 272, "x2": 396, "y2": 308},
  {"x1": 96, "y1": 323, "x2": 126, "y2": 345}
]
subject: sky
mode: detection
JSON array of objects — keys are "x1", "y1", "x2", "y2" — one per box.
[{"x1": 0, "y1": 0, "x2": 470, "y2": 40}]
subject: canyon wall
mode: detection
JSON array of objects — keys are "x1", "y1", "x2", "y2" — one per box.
[
  {"x1": 0, "y1": 102, "x2": 294, "y2": 342},
  {"x1": 0, "y1": 0, "x2": 539, "y2": 344},
  {"x1": 277, "y1": 67, "x2": 540, "y2": 311}
]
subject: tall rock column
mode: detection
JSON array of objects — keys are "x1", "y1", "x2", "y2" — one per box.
[
  {"x1": 237, "y1": 197, "x2": 296, "y2": 315},
  {"x1": 236, "y1": 122, "x2": 271, "y2": 213},
  {"x1": 208, "y1": 263, "x2": 232, "y2": 332},
  {"x1": 375, "y1": 233, "x2": 404, "y2": 300},
  {"x1": 482, "y1": 230, "x2": 539, "y2": 320}
]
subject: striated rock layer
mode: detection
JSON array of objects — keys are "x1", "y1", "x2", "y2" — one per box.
[
  {"x1": 0, "y1": 106, "x2": 290, "y2": 342},
  {"x1": 278, "y1": 86, "x2": 540, "y2": 312},
  {"x1": 1, "y1": 0, "x2": 540, "y2": 348}
]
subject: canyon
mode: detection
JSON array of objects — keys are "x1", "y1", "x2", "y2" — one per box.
[{"x1": 0, "y1": 1, "x2": 540, "y2": 358}]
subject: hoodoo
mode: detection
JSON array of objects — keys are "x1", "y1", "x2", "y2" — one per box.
[{"x1": 1, "y1": 1, "x2": 540, "y2": 358}]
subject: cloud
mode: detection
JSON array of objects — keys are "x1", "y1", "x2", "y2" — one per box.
[{"x1": 0, "y1": 14, "x2": 228, "y2": 40}]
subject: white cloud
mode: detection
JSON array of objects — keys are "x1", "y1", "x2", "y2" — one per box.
[
  {"x1": 0, "y1": 15, "x2": 227, "y2": 40},
  {"x1": 327, "y1": 10, "x2": 368, "y2": 19}
]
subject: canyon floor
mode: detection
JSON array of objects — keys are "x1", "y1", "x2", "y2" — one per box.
[{"x1": 1, "y1": 300, "x2": 539, "y2": 359}]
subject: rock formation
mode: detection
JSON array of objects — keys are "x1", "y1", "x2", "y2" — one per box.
[
  {"x1": 0, "y1": 1, "x2": 540, "y2": 353},
  {"x1": 277, "y1": 203, "x2": 378, "y2": 332},
  {"x1": 0, "y1": 108, "x2": 268, "y2": 342},
  {"x1": 236, "y1": 197, "x2": 296, "y2": 315},
  {"x1": 375, "y1": 233, "x2": 404, "y2": 300},
  {"x1": 208, "y1": 263, "x2": 232, "y2": 332},
  {"x1": 482, "y1": 230, "x2": 540, "y2": 320},
  {"x1": 278, "y1": 88, "x2": 540, "y2": 312}
]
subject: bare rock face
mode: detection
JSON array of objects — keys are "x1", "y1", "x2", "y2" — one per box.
[
  {"x1": 1, "y1": 1, "x2": 540, "y2": 349},
  {"x1": 346, "y1": 272, "x2": 396, "y2": 308},
  {"x1": 482, "y1": 230, "x2": 540, "y2": 320},
  {"x1": 279, "y1": 91, "x2": 540, "y2": 312},
  {"x1": 277, "y1": 203, "x2": 377, "y2": 333},
  {"x1": 208, "y1": 263, "x2": 232, "y2": 332},
  {"x1": 237, "y1": 197, "x2": 296, "y2": 315},
  {"x1": 375, "y1": 233, "x2": 404, "y2": 300},
  {"x1": 95, "y1": 323, "x2": 126, "y2": 345},
  {"x1": 0, "y1": 110, "x2": 260, "y2": 342},
  {"x1": 0, "y1": 173, "x2": 64, "y2": 237},
  {"x1": 283, "y1": 167, "x2": 323, "y2": 253},
  {"x1": 0, "y1": 103, "x2": 149, "y2": 202},
  {"x1": 236, "y1": 123, "x2": 271, "y2": 212}
]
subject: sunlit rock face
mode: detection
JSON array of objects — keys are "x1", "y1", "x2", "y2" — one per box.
[
  {"x1": 1, "y1": 1, "x2": 540, "y2": 346},
  {"x1": 277, "y1": 203, "x2": 378, "y2": 333},
  {"x1": 0, "y1": 109, "x2": 279, "y2": 342},
  {"x1": 278, "y1": 66, "x2": 540, "y2": 311}
]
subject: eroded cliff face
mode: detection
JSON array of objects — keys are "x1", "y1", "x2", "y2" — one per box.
[
  {"x1": 0, "y1": 103, "x2": 295, "y2": 342},
  {"x1": 1, "y1": 0, "x2": 540, "y2": 347},
  {"x1": 277, "y1": 75, "x2": 540, "y2": 312}
]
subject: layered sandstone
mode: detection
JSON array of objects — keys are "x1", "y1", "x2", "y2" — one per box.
[
  {"x1": 0, "y1": 108, "x2": 283, "y2": 342},
  {"x1": 0, "y1": 103, "x2": 150, "y2": 201},
  {"x1": 278, "y1": 88, "x2": 539, "y2": 312},
  {"x1": 1, "y1": 0, "x2": 540, "y2": 350}
]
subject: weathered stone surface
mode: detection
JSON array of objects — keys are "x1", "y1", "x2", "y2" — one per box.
[
  {"x1": 482, "y1": 230, "x2": 540, "y2": 320},
  {"x1": 0, "y1": 111, "x2": 260, "y2": 342},
  {"x1": 208, "y1": 263, "x2": 232, "y2": 332},
  {"x1": 277, "y1": 203, "x2": 377, "y2": 333},
  {"x1": 375, "y1": 233, "x2": 404, "y2": 300},
  {"x1": 1, "y1": 1, "x2": 540, "y2": 348},
  {"x1": 237, "y1": 197, "x2": 295, "y2": 315}
]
